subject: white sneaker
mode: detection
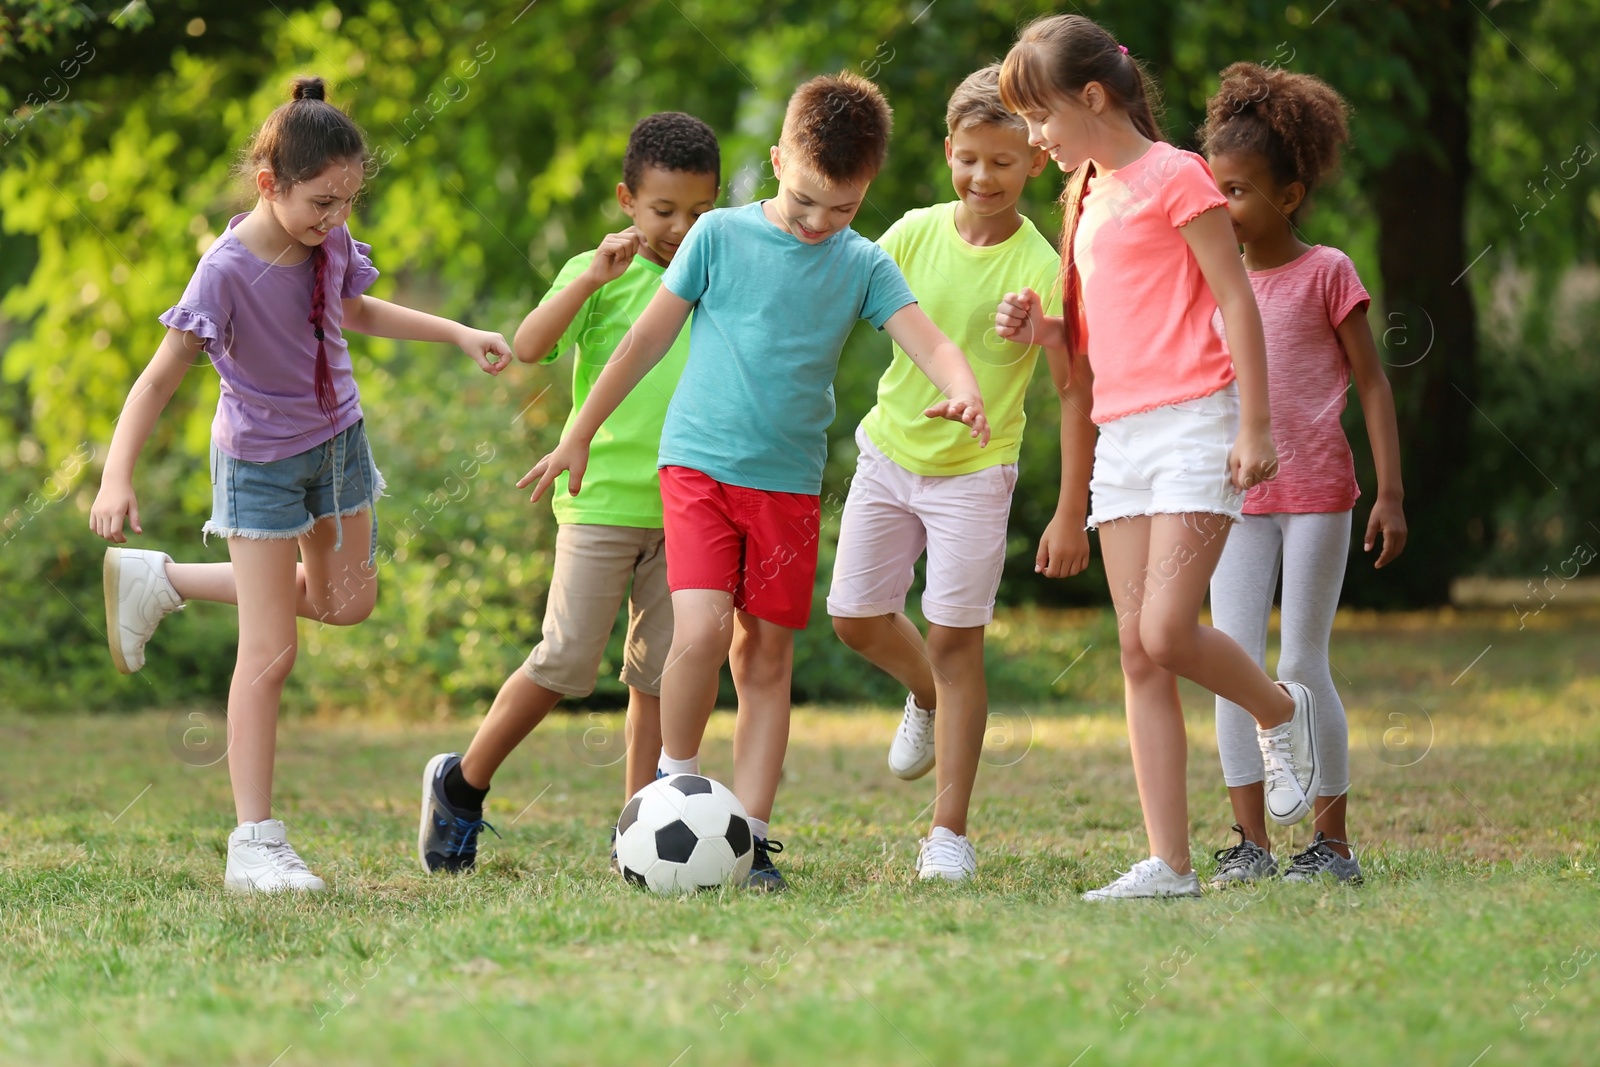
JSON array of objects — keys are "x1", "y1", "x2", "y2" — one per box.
[
  {"x1": 916, "y1": 826, "x2": 975, "y2": 881},
  {"x1": 224, "y1": 820, "x2": 326, "y2": 893},
  {"x1": 1258, "y1": 681, "x2": 1320, "y2": 825},
  {"x1": 1082, "y1": 857, "x2": 1201, "y2": 900},
  {"x1": 103, "y1": 547, "x2": 184, "y2": 673},
  {"x1": 887, "y1": 693, "x2": 936, "y2": 780}
]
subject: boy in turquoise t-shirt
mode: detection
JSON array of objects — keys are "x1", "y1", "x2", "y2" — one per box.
[
  {"x1": 524, "y1": 72, "x2": 991, "y2": 889},
  {"x1": 419, "y1": 112, "x2": 720, "y2": 874},
  {"x1": 830, "y1": 66, "x2": 1098, "y2": 881}
]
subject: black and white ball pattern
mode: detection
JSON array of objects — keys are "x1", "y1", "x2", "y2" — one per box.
[{"x1": 615, "y1": 774, "x2": 754, "y2": 894}]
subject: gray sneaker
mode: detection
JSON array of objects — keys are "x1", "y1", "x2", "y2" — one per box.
[
  {"x1": 1209, "y1": 824, "x2": 1278, "y2": 887},
  {"x1": 1283, "y1": 832, "x2": 1363, "y2": 884}
]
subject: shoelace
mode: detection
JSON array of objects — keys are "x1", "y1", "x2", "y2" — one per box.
[
  {"x1": 920, "y1": 835, "x2": 970, "y2": 870},
  {"x1": 1259, "y1": 730, "x2": 1307, "y2": 809},
  {"x1": 1212, "y1": 825, "x2": 1265, "y2": 877},
  {"x1": 1103, "y1": 857, "x2": 1163, "y2": 890},
  {"x1": 752, "y1": 838, "x2": 784, "y2": 869},
  {"x1": 257, "y1": 838, "x2": 311, "y2": 873},
  {"x1": 1287, "y1": 833, "x2": 1351, "y2": 877},
  {"x1": 899, "y1": 706, "x2": 934, "y2": 747},
  {"x1": 442, "y1": 814, "x2": 499, "y2": 858}
]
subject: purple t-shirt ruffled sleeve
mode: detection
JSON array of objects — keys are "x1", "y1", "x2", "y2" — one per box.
[
  {"x1": 340, "y1": 228, "x2": 380, "y2": 300},
  {"x1": 159, "y1": 214, "x2": 373, "y2": 462}
]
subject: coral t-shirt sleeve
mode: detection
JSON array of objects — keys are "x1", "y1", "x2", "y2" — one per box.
[
  {"x1": 1162, "y1": 151, "x2": 1229, "y2": 229},
  {"x1": 1324, "y1": 249, "x2": 1372, "y2": 329}
]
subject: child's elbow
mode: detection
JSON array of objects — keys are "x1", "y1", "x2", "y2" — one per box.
[{"x1": 511, "y1": 334, "x2": 543, "y2": 364}]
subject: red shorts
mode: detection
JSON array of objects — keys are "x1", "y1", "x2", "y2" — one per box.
[{"x1": 658, "y1": 466, "x2": 821, "y2": 630}]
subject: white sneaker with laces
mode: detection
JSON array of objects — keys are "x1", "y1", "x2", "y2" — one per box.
[
  {"x1": 225, "y1": 820, "x2": 326, "y2": 893},
  {"x1": 103, "y1": 547, "x2": 184, "y2": 674},
  {"x1": 1257, "y1": 681, "x2": 1320, "y2": 825},
  {"x1": 916, "y1": 826, "x2": 975, "y2": 881},
  {"x1": 887, "y1": 693, "x2": 936, "y2": 780},
  {"x1": 1082, "y1": 856, "x2": 1201, "y2": 900}
]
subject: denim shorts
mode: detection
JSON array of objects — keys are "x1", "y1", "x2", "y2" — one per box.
[{"x1": 205, "y1": 419, "x2": 386, "y2": 564}]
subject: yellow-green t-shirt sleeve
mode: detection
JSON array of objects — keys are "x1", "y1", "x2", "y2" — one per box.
[
  {"x1": 862, "y1": 203, "x2": 1062, "y2": 476},
  {"x1": 539, "y1": 252, "x2": 595, "y2": 365}
]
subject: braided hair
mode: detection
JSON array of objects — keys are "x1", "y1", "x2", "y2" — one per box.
[{"x1": 243, "y1": 76, "x2": 367, "y2": 424}]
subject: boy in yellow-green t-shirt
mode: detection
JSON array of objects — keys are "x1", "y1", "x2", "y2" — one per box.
[
  {"x1": 418, "y1": 113, "x2": 720, "y2": 874},
  {"x1": 828, "y1": 66, "x2": 1097, "y2": 881}
]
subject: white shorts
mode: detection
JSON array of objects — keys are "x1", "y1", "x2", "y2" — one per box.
[
  {"x1": 827, "y1": 426, "x2": 1017, "y2": 629},
  {"x1": 1088, "y1": 384, "x2": 1245, "y2": 528}
]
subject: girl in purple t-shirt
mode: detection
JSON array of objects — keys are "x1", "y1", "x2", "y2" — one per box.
[{"x1": 89, "y1": 77, "x2": 510, "y2": 894}]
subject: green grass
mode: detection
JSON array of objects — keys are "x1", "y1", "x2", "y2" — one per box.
[{"x1": 2, "y1": 608, "x2": 1598, "y2": 1066}]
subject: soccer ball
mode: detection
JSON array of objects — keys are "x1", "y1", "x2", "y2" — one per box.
[{"x1": 615, "y1": 774, "x2": 754, "y2": 894}]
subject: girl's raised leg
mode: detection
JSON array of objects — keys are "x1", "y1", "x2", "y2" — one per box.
[{"x1": 1137, "y1": 512, "x2": 1293, "y2": 728}]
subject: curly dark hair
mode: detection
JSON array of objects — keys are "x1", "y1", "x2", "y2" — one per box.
[
  {"x1": 779, "y1": 71, "x2": 893, "y2": 186},
  {"x1": 1199, "y1": 62, "x2": 1350, "y2": 219},
  {"x1": 622, "y1": 111, "x2": 721, "y2": 192}
]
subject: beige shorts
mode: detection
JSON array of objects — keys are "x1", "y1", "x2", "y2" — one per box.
[
  {"x1": 827, "y1": 426, "x2": 1017, "y2": 629},
  {"x1": 523, "y1": 524, "x2": 673, "y2": 697}
]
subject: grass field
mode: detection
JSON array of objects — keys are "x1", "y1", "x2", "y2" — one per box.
[{"x1": 2, "y1": 609, "x2": 1598, "y2": 1066}]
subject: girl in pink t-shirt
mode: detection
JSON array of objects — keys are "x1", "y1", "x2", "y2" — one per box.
[
  {"x1": 1201, "y1": 64, "x2": 1407, "y2": 887},
  {"x1": 89, "y1": 78, "x2": 510, "y2": 893},
  {"x1": 997, "y1": 14, "x2": 1326, "y2": 899}
]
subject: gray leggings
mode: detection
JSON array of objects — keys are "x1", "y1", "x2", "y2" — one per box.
[{"x1": 1209, "y1": 511, "x2": 1352, "y2": 795}]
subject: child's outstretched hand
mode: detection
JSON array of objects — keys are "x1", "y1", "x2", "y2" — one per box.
[
  {"x1": 924, "y1": 393, "x2": 991, "y2": 447},
  {"x1": 1364, "y1": 497, "x2": 1408, "y2": 568},
  {"x1": 1035, "y1": 513, "x2": 1090, "y2": 579},
  {"x1": 518, "y1": 436, "x2": 591, "y2": 503},
  {"x1": 460, "y1": 328, "x2": 512, "y2": 376},
  {"x1": 995, "y1": 287, "x2": 1046, "y2": 346},
  {"x1": 1228, "y1": 426, "x2": 1279, "y2": 491},
  {"x1": 584, "y1": 228, "x2": 645, "y2": 286},
  {"x1": 90, "y1": 479, "x2": 141, "y2": 544}
]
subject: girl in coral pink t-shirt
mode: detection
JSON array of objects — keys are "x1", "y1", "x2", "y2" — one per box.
[
  {"x1": 1201, "y1": 64, "x2": 1407, "y2": 887},
  {"x1": 999, "y1": 14, "x2": 1328, "y2": 900}
]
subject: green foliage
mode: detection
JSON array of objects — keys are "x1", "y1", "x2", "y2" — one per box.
[{"x1": 0, "y1": 0, "x2": 1597, "y2": 710}]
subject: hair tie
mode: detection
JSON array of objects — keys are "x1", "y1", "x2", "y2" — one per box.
[{"x1": 1118, "y1": 44, "x2": 1129, "y2": 55}]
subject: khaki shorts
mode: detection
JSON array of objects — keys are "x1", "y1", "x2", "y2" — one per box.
[{"x1": 523, "y1": 524, "x2": 673, "y2": 697}]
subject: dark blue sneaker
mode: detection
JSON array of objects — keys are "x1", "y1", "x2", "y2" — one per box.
[
  {"x1": 745, "y1": 837, "x2": 786, "y2": 892},
  {"x1": 418, "y1": 753, "x2": 498, "y2": 873}
]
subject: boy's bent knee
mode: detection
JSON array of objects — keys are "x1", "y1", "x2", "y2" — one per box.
[{"x1": 832, "y1": 614, "x2": 880, "y2": 650}]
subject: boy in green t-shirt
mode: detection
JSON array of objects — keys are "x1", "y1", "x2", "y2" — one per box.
[
  {"x1": 418, "y1": 112, "x2": 720, "y2": 873},
  {"x1": 828, "y1": 66, "x2": 1097, "y2": 880}
]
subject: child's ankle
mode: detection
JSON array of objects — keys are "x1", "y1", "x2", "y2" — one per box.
[{"x1": 657, "y1": 752, "x2": 699, "y2": 777}]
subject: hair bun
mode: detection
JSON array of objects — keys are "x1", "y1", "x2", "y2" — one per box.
[{"x1": 291, "y1": 76, "x2": 327, "y2": 102}]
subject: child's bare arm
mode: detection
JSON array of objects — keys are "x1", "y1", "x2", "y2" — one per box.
[
  {"x1": 882, "y1": 303, "x2": 990, "y2": 447},
  {"x1": 1183, "y1": 207, "x2": 1274, "y2": 490},
  {"x1": 90, "y1": 328, "x2": 205, "y2": 543},
  {"x1": 1037, "y1": 345, "x2": 1096, "y2": 579},
  {"x1": 519, "y1": 286, "x2": 693, "y2": 501},
  {"x1": 341, "y1": 295, "x2": 511, "y2": 375},
  {"x1": 513, "y1": 229, "x2": 644, "y2": 363},
  {"x1": 1339, "y1": 308, "x2": 1407, "y2": 567}
]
